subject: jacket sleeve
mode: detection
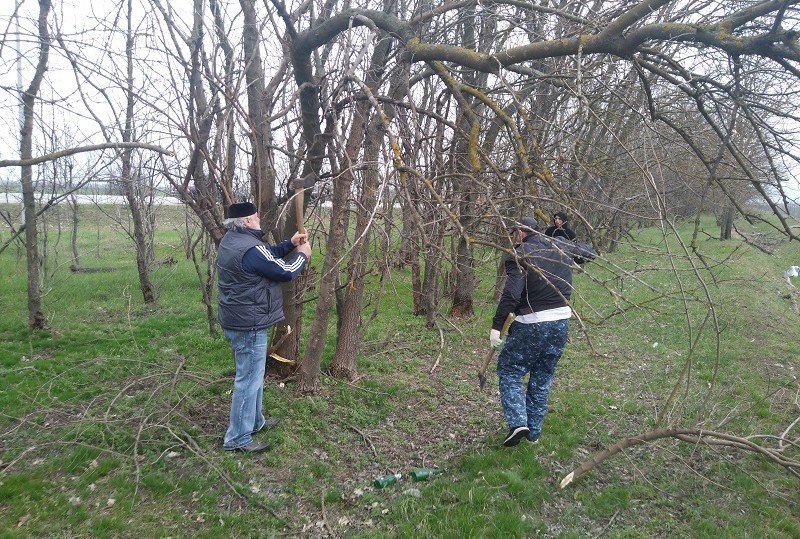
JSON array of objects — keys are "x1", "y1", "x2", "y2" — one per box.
[
  {"x1": 551, "y1": 236, "x2": 596, "y2": 264},
  {"x1": 492, "y1": 255, "x2": 526, "y2": 330},
  {"x1": 242, "y1": 244, "x2": 307, "y2": 282},
  {"x1": 262, "y1": 239, "x2": 296, "y2": 259},
  {"x1": 571, "y1": 241, "x2": 596, "y2": 264}
]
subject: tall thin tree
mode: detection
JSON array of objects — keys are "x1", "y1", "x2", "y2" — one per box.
[{"x1": 19, "y1": 0, "x2": 52, "y2": 329}]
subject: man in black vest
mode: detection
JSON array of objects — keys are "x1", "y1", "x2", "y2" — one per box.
[
  {"x1": 218, "y1": 202, "x2": 311, "y2": 452},
  {"x1": 491, "y1": 216, "x2": 594, "y2": 447}
]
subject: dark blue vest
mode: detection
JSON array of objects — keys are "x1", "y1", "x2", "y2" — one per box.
[{"x1": 217, "y1": 229, "x2": 284, "y2": 330}]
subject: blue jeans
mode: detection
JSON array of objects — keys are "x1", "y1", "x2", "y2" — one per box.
[
  {"x1": 223, "y1": 327, "x2": 269, "y2": 449},
  {"x1": 497, "y1": 319, "x2": 569, "y2": 439}
]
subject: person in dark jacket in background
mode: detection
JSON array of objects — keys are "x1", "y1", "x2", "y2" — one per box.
[
  {"x1": 544, "y1": 211, "x2": 576, "y2": 242},
  {"x1": 217, "y1": 202, "x2": 311, "y2": 453},
  {"x1": 490, "y1": 216, "x2": 594, "y2": 447}
]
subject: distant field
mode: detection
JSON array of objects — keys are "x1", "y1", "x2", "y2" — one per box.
[
  {"x1": 1, "y1": 205, "x2": 798, "y2": 537},
  {"x1": 0, "y1": 192, "x2": 183, "y2": 205}
]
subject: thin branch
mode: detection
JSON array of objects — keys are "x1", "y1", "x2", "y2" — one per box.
[{"x1": 0, "y1": 142, "x2": 172, "y2": 168}]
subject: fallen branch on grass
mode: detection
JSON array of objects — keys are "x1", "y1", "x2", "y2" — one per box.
[
  {"x1": 69, "y1": 264, "x2": 131, "y2": 273},
  {"x1": 349, "y1": 424, "x2": 378, "y2": 457},
  {"x1": 69, "y1": 256, "x2": 174, "y2": 274},
  {"x1": 559, "y1": 426, "x2": 800, "y2": 489}
]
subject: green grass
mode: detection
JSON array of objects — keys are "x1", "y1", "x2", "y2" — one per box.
[{"x1": 1, "y1": 205, "x2": 798, "y2": 537}]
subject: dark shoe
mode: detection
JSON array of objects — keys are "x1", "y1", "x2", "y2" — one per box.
[
  {"x1": 527, "y1": 435, "x2": 539, "y2": 444},
  {"x1": 253, "y1": 417, "x2": 282, "y2": 434},
  {"x1": 225, "y1": 440, "x2": 270, "y2": 453},
  {"x1": 503, "y1": 426, "x2": 530, "y2": 447}
]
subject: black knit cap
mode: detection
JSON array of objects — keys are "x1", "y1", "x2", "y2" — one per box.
[
  {"x1": 553, "y1": 211, "x2": 568, "y2": 222},
  {"x1": 510, "y1": 216, "x2": 538, "y2": 233},
  {"x1": 226, "y1": 202, "x2": 257, "y2": 219}
]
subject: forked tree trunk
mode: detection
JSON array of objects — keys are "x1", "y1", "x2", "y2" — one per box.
[
  {"x1": 299, "y1": 37, "x2": 390, "y2": 391},
  {"x1": 298, "y1": 175, "x2": 350, "y2": 389},
  {"x1": 20, "y1": 0, "x2": 52, "y2": 330}
]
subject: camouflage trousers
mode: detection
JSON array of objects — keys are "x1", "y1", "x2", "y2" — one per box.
[{"x1": 497, "y1": 319, "x2": 569, "y2": 439}]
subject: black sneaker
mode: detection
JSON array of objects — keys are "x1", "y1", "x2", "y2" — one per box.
[{"x1": 503, "y1": 426, "x2": 530, "y2": 447}]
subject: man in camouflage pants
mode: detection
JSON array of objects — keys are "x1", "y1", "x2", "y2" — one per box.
[{"x1": 490, "y1": 216, "x2": 594, "y2": 446}]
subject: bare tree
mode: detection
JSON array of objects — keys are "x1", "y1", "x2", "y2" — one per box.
[
  {"x1": 18, "y1": 0, "x2": 51, "y2": 330},
  {"x1": 121, "y1": 0, "x2": 157, "y2": 303}
]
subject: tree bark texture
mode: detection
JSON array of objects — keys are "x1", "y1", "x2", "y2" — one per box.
[
  {"x1": 20, "y1": 0, "x2": 52, "y2": 330},
  {"x1": 123, "y1": 0, "x2": 157, "y2": 304},
  {"x1": 240, "y1": 0, "x2": 277, "y2": 228},
  {"x1": 329, "y1": 112, "x2": 385, "y2": 381},
  {"x1": 299, "y1": 35, "x2": 392, "y2": 390},
  {"x1": 69, "y1": 194, "x2": 79, "y2": 267}
]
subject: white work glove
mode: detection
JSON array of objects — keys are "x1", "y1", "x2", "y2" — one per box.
[{"x1": 490, "y1": 329, "x2": 504, "y2": 351}]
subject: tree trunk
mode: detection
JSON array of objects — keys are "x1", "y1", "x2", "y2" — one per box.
[
  {"x1": 398, "y1": 166, "x2": 425, "y2": 316},
  {"x1": 190, "y1": 230, "x2": 217, "y2": 336},
  {"x1": 240, "y1": 0, "x2": 277, "y2": 227},
  {"x1": 298, "y1": 168, "x2": 350, "y2": 390},
  {"x1": 69, "y1": 194, "x2": 79, "y2": 267},
  {"x1": 719, "y1": 204, "x2": 734, "y2": 240},
  {"x1": 299, "y1": 31, "x2": 390, "y2": 389},
  {"x1": 20, "y1": 0, "x2": 52, "y2": 330},
  {"x1": 451, "y1": 235, "x2": 476, "y2": 317},
  {"x1": 446, "y1": 10, "x2": 488, "y2": 319},
  {"x1": 271, "y1": 12, "x2": 333, "y2": 380},
  {"x1": 210, "y1": 0, "x2": 236, "y2": 207},
  {"x1": 329, "y1": 113, "x2": 384, "y2": 381},
  {"x1": 151, "y1": 0, "x2": 225, "y2": 247},
  {"x1": 123, "y1": 0, "x2": 157, "y2": 304},
  {"x1": 67, "y1": 159, "x2": 80, "y2": 267},
  {"x1": 395, "y1": 199, "x2": 416, "y2": 269},
  {"x1": 422, "y1": 225, "x2": 444, "y2": 328},
  {"x1": 411, "y1": 253, "x2": 423, "y2": 316},
  {"x1": 493, "y1": 255, "x2": 506, "y2": 303}
]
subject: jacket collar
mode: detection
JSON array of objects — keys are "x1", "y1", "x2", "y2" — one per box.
[{"x1": 229, "y1": 226, "x2": 263, "y2": 240}]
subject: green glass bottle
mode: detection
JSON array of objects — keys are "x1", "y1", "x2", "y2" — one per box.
[
  {"x1": 410, "y1": 468, "x2": 442, "y2": 481},
  {"x1": 373, "y1": 473, "x2": 402, "y2": 488}
]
